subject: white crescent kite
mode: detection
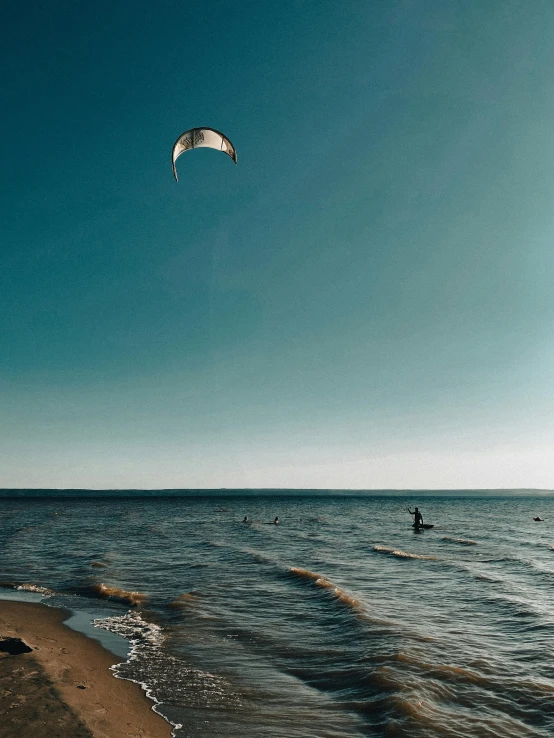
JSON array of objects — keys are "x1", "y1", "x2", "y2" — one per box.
[{"x1": 172, "y1": 127, "x2": 237, "y2": 181}]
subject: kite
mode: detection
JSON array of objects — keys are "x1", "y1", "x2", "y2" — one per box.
[{"x1": 172, "y1": 127, "x2": 237, "y2": 181}]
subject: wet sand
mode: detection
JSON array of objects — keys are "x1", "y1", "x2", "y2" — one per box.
[{"x1": 0, "y1": 600, "x2": 171, "y2": 738}]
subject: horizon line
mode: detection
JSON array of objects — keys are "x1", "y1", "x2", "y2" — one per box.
[{"x1": 0, "y1": 487, "x2": 552, "y2": 493}]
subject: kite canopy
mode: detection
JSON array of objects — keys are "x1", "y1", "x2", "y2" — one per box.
[{"x1": 172, "y1": 127, "x2": 237, "y2": 181}]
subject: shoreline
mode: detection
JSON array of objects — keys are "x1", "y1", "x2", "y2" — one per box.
[{"x1": 0, "y1": 600, "x2": 172, "y2": 738}]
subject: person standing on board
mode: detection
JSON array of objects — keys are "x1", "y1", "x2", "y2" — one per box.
[{"x1": 408, "y1": 507, "x2": 423, "y2": 528}]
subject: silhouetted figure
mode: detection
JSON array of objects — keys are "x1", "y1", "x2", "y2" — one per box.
[
  {"x1": 408, "y1": 507, "x2": 423, "y2": 528},
  {"x1": 242, "y1": 516, "x2": 248, "y2": 523},
  {"x1": 274, "y1": 516, "x2": 279, "y2": 525}
]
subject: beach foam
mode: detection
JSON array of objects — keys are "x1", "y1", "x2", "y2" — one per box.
[
  {"x1": 16, "y1": 583, "x2": 55, "y2": 596},
  {"x1": 95, "y1": 610, "x2": 238, "y2": 736}
]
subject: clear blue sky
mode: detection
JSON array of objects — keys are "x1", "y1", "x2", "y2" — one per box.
[{"x1": 1, "y1": 0, "x2": 553, "y2": 489}]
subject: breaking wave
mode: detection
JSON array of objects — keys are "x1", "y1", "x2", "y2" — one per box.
[
  {"x1": 88, "y1": 583, "x2": 147, "y2": 607},
  {"x1": 94, "y1": 610, "x2": 237, "y2": 737},
  {"x1": 372, "y1": 545, "x2": 438, "y2": 560},
  {"x1": 16, "y1": 583, "x2": 55, "y2": 596},
  {"x1": 0, "y1": 581, "x2": 55, "y2": 597},
  {"x1": 289, "y1": 567, "x2": 361, "y2": 610}
]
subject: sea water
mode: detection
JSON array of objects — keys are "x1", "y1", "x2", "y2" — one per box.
[{"x1": 1, "y1": 492, "x2": 554, "y2": 737}]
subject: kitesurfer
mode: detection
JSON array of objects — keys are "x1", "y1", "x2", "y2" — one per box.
[
  {"x1": 242, "y1": 516, "x2": 249, "y2": 523},
  {"x1": 274, "y1": 516, "x2": 279, "y2": 525},
  {"x1": 408, "y1": 507, "x2": 423, "y2": 528}
]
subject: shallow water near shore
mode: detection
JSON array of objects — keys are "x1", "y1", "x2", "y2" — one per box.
[
  {"x1": 1, "y1": 493, "x2": 554, "y2": 737},
  {"x1": 0, "y1": 587, "x2": 131, "y2": 658}
]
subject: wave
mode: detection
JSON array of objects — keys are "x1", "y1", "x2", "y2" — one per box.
[
  {"x1": 476, "y1": 572, "x2": 504, "y2": 583},
  {"x1": 289, "y1": 567, "x2": 321, "y2": 583},
  {"x1": 0, "y1": 581, "x2": 55, "y2": 597},
  {"x1": 492, "y1": 556, "x2": 554, "y2": 582},
  {"x1": 94, "y1": 612, "x2": 180, "y2": 736},
  {"x1": 95, "y1": 610, "x2": 164, "y2": 646},
  {"x1": 88, "y1": 583, "x2": 147, "y2": 607},
  {"x1": 244, "y1": 548, "x2": 279, "y2": 565},
  {"x1": 442, "y1": 536, "x2": 478, "y2": 545},
  {"x1": 1, "y1": 579, "x2": 145, "y2": 607},
  {"x1": 94, "y1": 611, "x2": 237, "y2": 737},
  {"x1": 289, "y1": 567, "x2": 361, "y2": 610},
  {"x1": 16, "y1": 583, "x2": 55, "y2": 596},
  {"x1": 394, "y1": 653, "x2": 490, "y2": 686},
  {"x1": 167, "y1": 592, "x2": 198, "y2": 609},
  {"x1": 90, "y1": 561, "x2": 108, "y2": 568},
  {"x1": 372, "y1": 545, "x2": 438, "y2": 561},
  {"x1": 486, "y1": 593, "x2": 541, "y2": 620}
]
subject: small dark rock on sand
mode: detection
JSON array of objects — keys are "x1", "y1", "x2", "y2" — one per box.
[{"x1": 0, "y1": 638, "x2": 32, "y2": 655}]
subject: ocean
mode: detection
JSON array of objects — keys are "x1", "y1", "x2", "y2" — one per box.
[{"x1": 1, "y1": 492, "x2": 554, "y2": 737}]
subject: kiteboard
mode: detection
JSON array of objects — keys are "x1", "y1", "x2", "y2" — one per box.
[{"x1": 413, "y1": 524, "x2": 434, "y2": 529}]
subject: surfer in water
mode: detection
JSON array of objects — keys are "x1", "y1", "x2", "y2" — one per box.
[
  {"x1": 408, "y1": 507, "x2": 423, "y2": 528},
  {"x1": 274, "y1": 516, "x2": 279, "y2": 525},
  {"x1": 242, "y1": 516, "x2": 248, "y2": 523}
]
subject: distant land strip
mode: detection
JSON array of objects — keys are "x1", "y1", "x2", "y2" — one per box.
[{"x1": 0, "y1": 488, "x2": 552, "y2": 498}]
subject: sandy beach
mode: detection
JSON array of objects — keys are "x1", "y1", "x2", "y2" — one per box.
[{"x1": 0, "y1": 600, "x2": 171, "y2": 738}]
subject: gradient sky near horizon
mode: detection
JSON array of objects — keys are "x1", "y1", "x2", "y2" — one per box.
[{"x1": 1, "y1": 0, "x2": 553, "y2": 489}]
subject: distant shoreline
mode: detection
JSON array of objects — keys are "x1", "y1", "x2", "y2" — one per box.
[{"x1": 0, "y1": 488, "x2": 552, "y2": 498}]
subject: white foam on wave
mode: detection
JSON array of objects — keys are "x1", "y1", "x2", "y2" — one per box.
[
  {"x1": 373, "y1": 545, "x2": 437, "y2": 561},
  {"x1": 95, "y1": 610, "x2": 164, "y2": 646},
  {"x1": 94, "y1": 610, "x2": 237, "y2": 736},
  {"x1": 94, "y1": 612, "x2": 182, "y2": 735},
  {"x1": 16, "y1": 583, "x2": 55, "y2": 597},
  {"x1": 289, "y1": 567, "x2": 362, "y2": 610}
]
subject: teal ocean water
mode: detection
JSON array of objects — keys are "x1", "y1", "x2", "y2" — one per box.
[{"x1": 1, "y1": 492, "x2": 554, "y2": 737}]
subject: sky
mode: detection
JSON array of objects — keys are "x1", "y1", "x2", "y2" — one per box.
[{"x1": 1, "y1": 0, "x2": 553, "y2": 489}]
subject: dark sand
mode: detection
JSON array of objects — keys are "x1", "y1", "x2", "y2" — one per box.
[{"x1": 0, "y1": 600, "x2": 171, "y2": 738}]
